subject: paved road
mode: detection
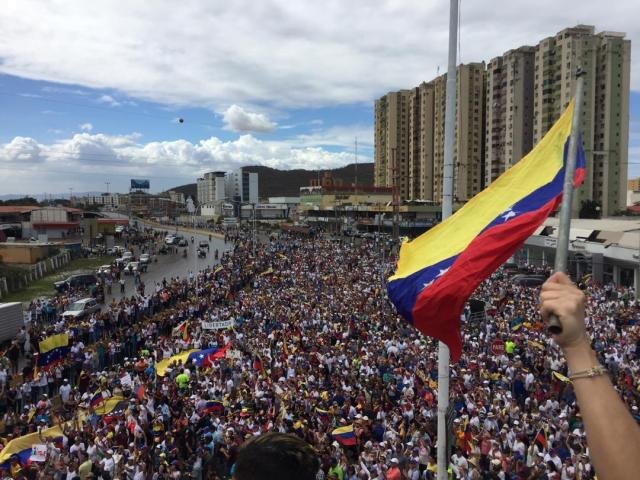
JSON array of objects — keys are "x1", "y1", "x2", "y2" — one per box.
[{"x1": 105, "y1": 223, "x2": 232, "y2": 300}]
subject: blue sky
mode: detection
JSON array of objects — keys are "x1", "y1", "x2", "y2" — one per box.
[
  {"x1": 0, "y1": 1, "x2": 639, "y2": 195},
  {"x1": 0, "y1": 75, "x2": 373, "y2": 148}
]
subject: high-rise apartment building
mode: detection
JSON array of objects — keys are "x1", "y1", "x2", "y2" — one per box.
[
  {"x1": 485, "y1": 47, "x2": 535, "y2": 184},
  {"x1": 374, "y1": 25, "x2": 630, "y2": 215},
  {"x1": 533, "y1": 25, "x2": 630, "y2": 216},
  {"x1": 380, "y1": 63, "x2": 485, "y2": 203},
  {"x1": 374, "y1": 90, "x2": 411, "y2": 199},
  {"x1": 408, "y1": 82, "x2": 435, "y2": 200},
  {"x1": 454, "y1": 63, "x2": 486, "y2": 202},
  {"x1": 431, "y1": 63, "x2": 486, "y2": 203}
]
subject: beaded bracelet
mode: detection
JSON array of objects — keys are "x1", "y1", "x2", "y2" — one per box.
[{"x1": 568, "y1": 365, "x2": 608, "y2": 381}]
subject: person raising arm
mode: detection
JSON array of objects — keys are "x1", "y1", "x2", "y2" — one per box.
[{"x1": 539, "y1": 272, "x2": 640, "y2": 480}]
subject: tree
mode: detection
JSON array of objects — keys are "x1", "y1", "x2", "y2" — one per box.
[{"x1": 0, "y1": 197, "x2": 39, "y2": 206}]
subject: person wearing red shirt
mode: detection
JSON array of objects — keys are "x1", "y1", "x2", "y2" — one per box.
[{"x1": 385, "y1": 458, "x2": 401, "y2": 480}]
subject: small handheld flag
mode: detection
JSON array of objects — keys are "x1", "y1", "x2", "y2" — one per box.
[
  {"x1": 331, "y1": 425, "x2": 357, "y2": 446},
  {"x1": 90, "y1": 391, "x2": 105, "y2": 408}
]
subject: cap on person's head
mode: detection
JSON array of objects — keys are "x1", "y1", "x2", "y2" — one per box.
[{"x1": 390, "y1": 458, "x2": 399, "y2": 464}]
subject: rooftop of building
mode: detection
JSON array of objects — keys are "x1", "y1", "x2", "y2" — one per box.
[
  {"x1": 0, "y1": 205, "x2": 84, "y2": 214},
  {"x1": 536, "y1": 217, "x2": 640, "y2": 249}
]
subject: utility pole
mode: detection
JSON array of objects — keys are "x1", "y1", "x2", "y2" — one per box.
[
  {"x1": 354, "y1": 137, "x2": 358, "y2": 222},
  {"x1": 392, "y1": 148, "x2": 400, "y2": 243},
  {"x1": 252, "y1": 203, "x2": 257, "y2": 256},
  {"x1": 105, "y1": 181, "x2": 111, "y2": 194},
  {"x1": 437, "y1": 1, "x2": 458, "y2": 478}
]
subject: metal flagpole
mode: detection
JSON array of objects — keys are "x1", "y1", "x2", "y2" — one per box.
[
  {"x1": 437, "y1": 0, "x2": 458, "y2": 478},
  {"x1": 547, "y1": 68, "x2": 585, "y2": 334}
]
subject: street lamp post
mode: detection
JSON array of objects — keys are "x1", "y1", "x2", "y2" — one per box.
[{"x1": 252, "y1": 203, "x2": 257, "y2": 256}]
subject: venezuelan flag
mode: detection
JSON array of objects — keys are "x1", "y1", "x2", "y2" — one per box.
[
  {"x1": 316, "y1": 407, "x2": 330, "y2": 423},
  {"x1": 94, "y1": 396, "x2": 129, "y2": 424},
  {"x1": 331, "y1": 425, "x2": 357, "y2": 446},
  {"x1": 155, "y1": 349, "x2": 198, "y2": 376},
  {"x1": 156, "y1": 345, "x2": 229, "y2": 376},
  {"x1": 90, "y1": 390, "x2": 105, "y2": 408},
  {"x1": 37, "y1": 333, "x2": 70, "y2": 368},
  {"x1": 388, "y1": 102, "x2": 585, "y2": 361},
  {"x1": 0, "y1": 426, "x2": 64, "y2": 469}
]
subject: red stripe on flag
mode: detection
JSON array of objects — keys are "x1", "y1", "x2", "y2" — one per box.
[{"x1": 411, "y1": 183, "x2": 577, "y2": 361}]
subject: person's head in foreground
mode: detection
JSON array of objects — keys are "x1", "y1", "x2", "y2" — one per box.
[{"x1": 233, "y1": 432, "x2": 319, "y2": 480}]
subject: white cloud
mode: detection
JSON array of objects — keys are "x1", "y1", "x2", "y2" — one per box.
[
  {"x1": 292, "y1": 125, "x2": 373, "y2": 150},
  {"x1": 0, "y1": 129, "x2": 369, "y2": 193},
  {"x1": 222, "y1": 105, "x2": 276, "y2": 133},
  {"x1": 97, "y1": 94, "x2": 121, "y2": 107},
  {"x1": 0, "y1": 136, "x2": 45, "y2": 163},
  {"x1": 41, "y1": 86, "x2": 89, "y2": 96},
  {"x1": 79, "y1": 122, "x2": 93, "y2": 132},
  {"x1": 1, "y1": 1, "x2": 638, "y2": 110}
]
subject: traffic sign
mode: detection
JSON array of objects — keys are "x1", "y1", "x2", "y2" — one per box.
[{"x1": 491, "y1": 340, "x2": 505, "y2": 356}]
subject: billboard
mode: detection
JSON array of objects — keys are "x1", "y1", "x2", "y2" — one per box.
[{"x1": 130, "y1": 179, "x2": 150, "y2": 189}]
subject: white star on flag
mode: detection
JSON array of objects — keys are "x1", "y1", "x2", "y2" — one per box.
[
  {"x1": 436, "y1": 267, "x2": 450, "y2": 278},
  {"x1": 423, "y1": 280, "x2": 434, "y2": 289},
  {"x1": 501, "y1": 208, "x2": 517, "y2": 222}
]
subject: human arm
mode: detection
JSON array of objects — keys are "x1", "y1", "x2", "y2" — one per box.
[{"x1": 539, "y1": 272, "x2": 640, "y2": 480}]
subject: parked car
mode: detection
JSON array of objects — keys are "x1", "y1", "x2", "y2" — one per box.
[
  {"x1": 177, "y1": 239, "x2": 188, "y2": 247},
  {"x1": 139, "y1": 253, "x2": 151, "y2": 265},
  {"x1": 96, "y1": 265, "x2": 112, "y2": 275},
  {"x1": 124, "y1": 261, "x2": 142, "y2": 274},
  {"x1": 122, "y1": 251, "x2": 134, "y2": 261},
  {"x1": 198, "y1": 241, "x2": 210, "y2": 250},
  {"x1": 54, "y1": 274, "x2": 98, "y2": 292},
  {"x1": 62, "y1": 298, "x2": 101, "y2": 320},
  {"x1": 165, "y1": 235, "x2": 176, "y2": 245}
]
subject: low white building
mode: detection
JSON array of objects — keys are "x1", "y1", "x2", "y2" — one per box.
[
  {"x1": 520, "y1": 217, "x2": 640, "y2": 292},
  {"x1": 81, "y1": 193, "x2": 123, "y2": 207},
  {"x1": 197, "y1": 171, "x2": 226, "y2": 205},
  {"x1": 226, "y1": 168, "x2": 259, "y2": 205}
]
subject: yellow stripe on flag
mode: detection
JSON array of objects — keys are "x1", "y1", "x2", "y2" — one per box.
[
  {"x1": 39, "y1": 333, "x2": 69, "y2": 354},
  {"x1": 156, "y1": 349, "x2": 198, "y2": 376},
  {"x1": 390, "y1": 101, "x2": 574, "y2": 280}
]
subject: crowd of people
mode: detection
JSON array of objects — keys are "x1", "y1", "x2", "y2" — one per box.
[{"x1": 0, "y1": 226, "x2": 638, "y2": 479}]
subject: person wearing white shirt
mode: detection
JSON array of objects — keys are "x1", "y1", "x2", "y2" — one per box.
[{"x1": 101, "y1": 449, "x2": 116, "y2": 476}]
